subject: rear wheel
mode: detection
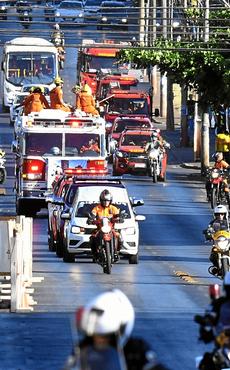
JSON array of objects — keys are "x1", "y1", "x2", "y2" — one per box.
[
  {"x1": 48, "y1": 230, "x2": 55, "y2": 252},
  {"x1": 56, "y1": 238, "x2": 63, "y2": 257}
]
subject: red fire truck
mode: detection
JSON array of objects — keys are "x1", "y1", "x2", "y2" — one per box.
[
  {"x1": 96, "y1": 72, "x2": 139, "y2": 101},
  {"x1": 103, "y1": 89, "x2": 152, "y2": 135},
  {"x1": 77, "y1": 39, "x2": 130, "y2": 94},
  {"x1": 12, "y1": 109, "x2": 107, "y2": 217}
]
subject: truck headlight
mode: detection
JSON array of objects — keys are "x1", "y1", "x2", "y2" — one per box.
[{"x1": 71, "y1": 226, "x2": 81, "y2": 234}]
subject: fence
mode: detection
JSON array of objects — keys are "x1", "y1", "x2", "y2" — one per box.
[{"x1": 0, "y1": 216, "x2": 42, "y2": 312}]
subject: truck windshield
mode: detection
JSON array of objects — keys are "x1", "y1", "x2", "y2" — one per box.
[
  {"x1": 25, "y1": 133, "x2": 104, "y2": 157},
  {"x1": 109, "y1": 98, "x2": 149, "y2": 115},
  {"x1": 7, "y1": 52, "x2": 56, "y2": 86},
  {"x1": 114, "y1": 119, "x2": 151, "y2": 133},
  {"x1": 87, "y1": 55, "x2": 118, "y2": 70}
]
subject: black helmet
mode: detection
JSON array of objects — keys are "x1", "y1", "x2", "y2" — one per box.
[{"x1": 100, "y1": 189, "x2": 112, "y2": 206}]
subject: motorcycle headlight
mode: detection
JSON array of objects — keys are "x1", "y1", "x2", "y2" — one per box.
[
  {"x1": 148, "y1": 150, "x2": 158, "y2": 159},
  {"x1": 55, "y1": 11, "x2": 60, "y2": 17},
  {"x1": 121, "y1": 18, "x2": 127, "y2": 23},
  {"x1": 102, "y1": 16, "x2": 107, "y2": 21},
  {"x1": 78, "y1": 13, "x2": 83, "y2": 17},
  {"x1": 215, "y1": 237, "x2": 229, "y2": 251},
  {"x1": 124, "y1": 227, "x2": 135, "y2": 235},
  {"x1": 211, "y1": 171, "x2": 219, "y2": 179},
  {"x1": 101, "y1": 225, "x2": 111, "y2": 233}
]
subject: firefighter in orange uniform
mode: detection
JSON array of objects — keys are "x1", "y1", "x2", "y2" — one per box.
[
  {"x1": 50, "y1": 77, "x2": 71, "y2": 112},
  {"x1": 23, "y1": 86, "x2": 50, "y2": 115},
  {"x1": 76, "y1": 83, "x2": 99, "y2": 116}
]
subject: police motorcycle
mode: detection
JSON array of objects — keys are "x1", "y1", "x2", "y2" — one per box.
[
  {"x1": 203, "y1": 206, "x2": 230, "y2": 279},
  {"x1": 146, "y1": 132, "x2": 170, "y2": 183},
  {"x1": 0, "y1": 149, "x2": 6, "y2": 184},
  {"x1": 194, "y1": 284, "x2": 230, "y2": 370}
]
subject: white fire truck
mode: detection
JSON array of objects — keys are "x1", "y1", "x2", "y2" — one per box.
[{"x1": 12, "y1": 110, "x2": 108, "y2": 217}]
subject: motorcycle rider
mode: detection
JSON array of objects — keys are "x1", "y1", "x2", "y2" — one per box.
[
  {"x1": 203, "y1": 204, "x2": 229, "y2": 241},
  {"x1": 194, "y1": 273, "x2": 230, "y2": 369},
  {"x1": 88, "y1": 190, "x2": 121, "y2": 261},
  {"x1": 205, "y1": 151, "x2": 230, "y2": 201},
  {"x1": 51, "y1": 23, "x2": 65, "y2": 47},
  {"x1": 23, "y1": 86, "x2": 50, "y2": 115},
  {"x1": 145, "y1": 130, "x2": 170, "y2": 178},
  {"x1": 63, "y1": 289, "x2": 170, "y2": 370},
  {"x1": 203, "y1": 204, "x2": 229, "y2": 275},
  {"x1": 50, "y1": 77, "x2": 71, "y2": 112}
]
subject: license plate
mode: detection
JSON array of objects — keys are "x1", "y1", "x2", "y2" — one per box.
[{"x1": 134, "y1": 163, "x2": 146, "y2": 168}]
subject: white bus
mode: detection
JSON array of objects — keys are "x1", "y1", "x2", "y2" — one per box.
[{"x1": 1, "y1": 37, "x2": 59, "y2": 110}]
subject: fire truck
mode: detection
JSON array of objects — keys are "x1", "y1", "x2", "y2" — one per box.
[
  {"x1": 76, "y1": 39, "x2": 131, "y2": 94},
  {"x1": 96, "y1": 72, "x2": 139, "y2": 101},
  {"x1": 103, "y1": 89, "x2": 152, "y2": 135},
  {"x1": 12, "y1": 110, "x2": 107, "y2": 217}
]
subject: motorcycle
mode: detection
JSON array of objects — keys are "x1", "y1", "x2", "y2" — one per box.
[
  {"x1": 0, "y1": 150, "x2": 6, "y2": 184},
  {"x1": 206, "y1": 168, "x2": 230, "y2": 209},
  {"x1": 196, "y1": 345, "x2": 230, "y2": 370},
  {"x1": 208, "y1": 229, "x2": 230, "y2": 279},
  {"x1": 88, "y1": 212, "x2": 124, "y2": 274},
  {"x1": 19, "y1": 10, "x2": 32, "y2": 29},
  {"x1": 147, "y1": 141, "x2": 169, "y2": 183}
]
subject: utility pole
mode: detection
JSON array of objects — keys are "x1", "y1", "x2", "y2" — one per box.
[{"x1": 201, "y1": 0, "x2": 210, "y2": 172}]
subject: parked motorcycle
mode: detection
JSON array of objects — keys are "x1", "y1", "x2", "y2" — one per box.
[
  {"x1": 0, "y1": 150, "x2": 6, "y2": 184},
  {"x1": 19, "y1": 10, "x2": 32, "y2": 29},
  {"x1": 208, "y1": 229, "x2": 230, "y2": 279},
  {"x1": 88, "y1": 212, "x2": 125, "y2": 274},
  {"x1": 206, "y1": 168, "x2": 230, "y2": 209}
]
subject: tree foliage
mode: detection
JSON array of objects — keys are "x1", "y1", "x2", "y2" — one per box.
[{"x1": 118, "y1": 9, "x2": 230, "y2": 110}]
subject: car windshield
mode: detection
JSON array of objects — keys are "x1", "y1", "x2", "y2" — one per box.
[
  {"x1": 25, "y1": 133, "x2": 104, "y2": 157},
  {"x1": 121, "y1": 134, "x2": 151, "y2": 147},
  {"x1": 59, "y1": 1, "x2": 82, "y2": 8},
  {"x1": 75, "y1": 201, "x2": 131, "y2": 218},
  {"x1": 109, "y1": 98, "x2": 149, "y2": 115},
  {"x1": 114, "y1": 119, "x2": 151, "y2": 133},
  {"x1": 22, "y1": 85, "x2": 50, "y2": 95},
  {"x1": 7, "y1": 52, "x2": 56, "y2": 86},
  {"x1": 85, "y1": 0, "x2": 101, "y2": 6},
  {"x1": 15, "y1": 94, "x2": 28, "y2": 104}
]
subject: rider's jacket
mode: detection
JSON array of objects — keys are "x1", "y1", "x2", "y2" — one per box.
[{"x1": 91, "y1": 204, "x2": 120, "y2": 219}]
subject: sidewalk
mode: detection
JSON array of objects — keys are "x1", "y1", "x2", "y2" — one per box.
[{"x1": 153, "y1": 117, "x2": 216, "y2": 171}]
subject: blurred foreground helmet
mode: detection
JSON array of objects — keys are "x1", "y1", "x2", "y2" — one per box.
[
  {"x1": 76, "y1": 289, "x2": 135, "y2": 346},
  {"x1": 214, "y1": 204, "x2": 228, "y2": 217}
]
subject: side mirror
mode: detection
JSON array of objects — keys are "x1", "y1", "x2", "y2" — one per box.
[
  {"x1": 61, "y1": 212, "x2": 71, "y2": 220},
  {"x1": 135, "y1": 215, "x2": 146, "y2": 221},
  {"x1": 109, "y1": 139, "x2": 117, "y2": 154},
  {"x1": 130, "y1": 197, "x2": 144, "y2": 207}
]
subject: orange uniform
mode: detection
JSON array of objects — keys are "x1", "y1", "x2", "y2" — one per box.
[
  {"x1": 91, "y1": 204, "x2": 119, "y2": 219},
  {"x1": 23, "y1": 92, "x2": 50, "y2": 115},
  {"x1": 215, "y1": 160, "x2": 229, "y2": 170},
  {"x1": 76, "y1": 92, "x2": 99, "y2": 116},
  {"x1": 50, "y1": 86, "x2": 71, "y2": 112}
]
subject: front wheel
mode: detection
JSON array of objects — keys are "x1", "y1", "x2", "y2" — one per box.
[
  {"x1": 151, "y1": 164, "x2": 157, "y2": 183},
  {"x1": 211, "y1": 186, "x2": 218, "y2": 209},
  {"x1": 129, "y1": 253, "x2": 139, "y2": 264},
  {"x1": 103, "y1": 242, "x2": 112, "y2": 274},
  {"x1": 221, "y1": 257, "x2": 229, "y2": 277},
  {"x1": 0, "y1": 167, "x2": 6, "y2": 184},
  {"x1": 63, "y1": 242, "x2": 75, "y2": 263}
]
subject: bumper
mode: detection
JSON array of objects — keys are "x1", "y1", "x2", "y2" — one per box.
[{"x1": 115, "y1": 160, "x2": 148, "y2": 175}]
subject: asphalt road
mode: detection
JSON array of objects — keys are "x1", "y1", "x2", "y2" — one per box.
[{"x1": 0, "y1": 24, "x2": 220, "y2": 370}]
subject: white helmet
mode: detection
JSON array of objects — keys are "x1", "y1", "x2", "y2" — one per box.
[
  {"x1": 54, "y1": 23, "x2": 60, "y2": 30},
  {"x1": 51, "y1": 146, "x2": 60, "y2": 156},
  {"x1": 214, "y1": 204, "x2": 228, "y2": 216},
  {"x1": 76, "y1": 289, "x2": 135, "y2": 345}
]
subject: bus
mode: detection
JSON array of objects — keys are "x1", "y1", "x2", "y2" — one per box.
[{"x1": 1, "y1": 37, "x2": 59, "y2": 110}]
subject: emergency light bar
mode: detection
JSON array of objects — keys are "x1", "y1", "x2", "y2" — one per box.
[{"x1": 64, "y1": 168, "x2": 108, "y2": 176}]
